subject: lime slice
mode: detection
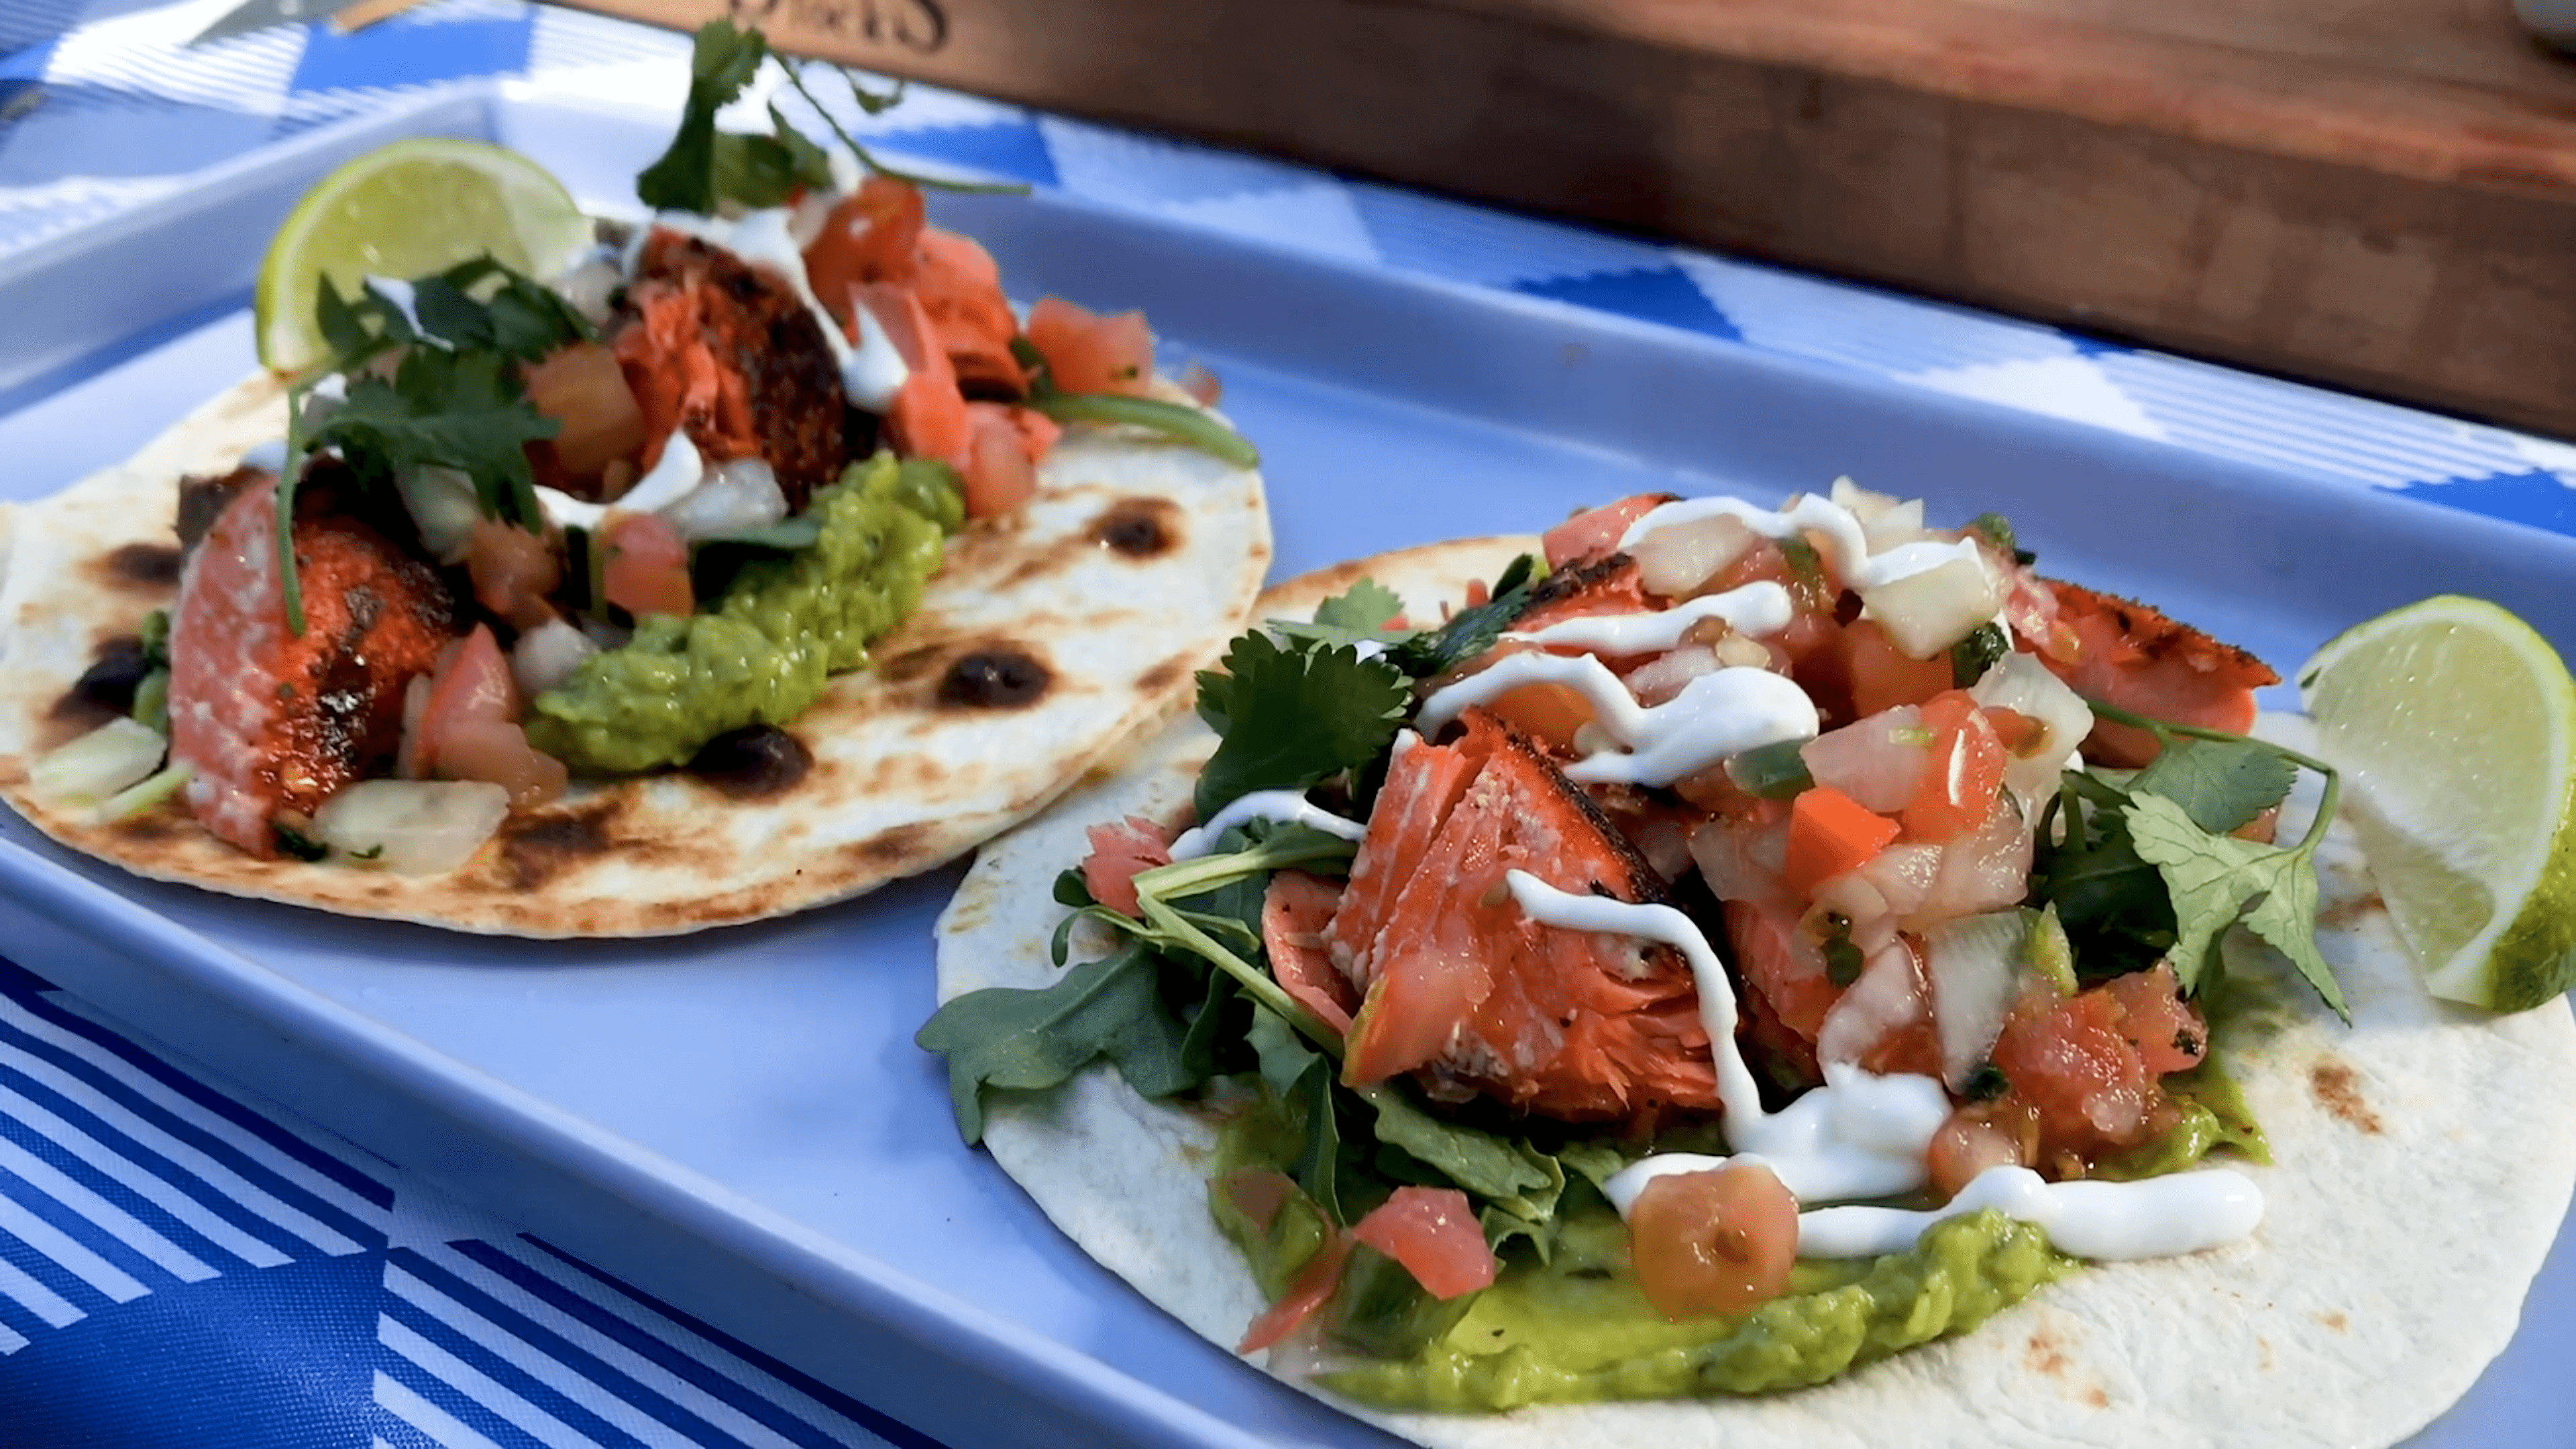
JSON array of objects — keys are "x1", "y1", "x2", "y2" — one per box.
[
  {"x1": 2299, "y1": 596, "x2": 2576, "y2": 1011},
  {"x1": 255, "y1": 138, "x2": 593, "y2": 374}
]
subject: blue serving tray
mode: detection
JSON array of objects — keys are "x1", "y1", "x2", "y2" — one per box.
[{"x1": 1, "y1": 87, "x2": 2569, "y2": 1449}]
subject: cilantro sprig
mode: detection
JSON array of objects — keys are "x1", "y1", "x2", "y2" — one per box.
[
  {"x1": 636, "y1": 19, "x2": 1026, "y2": 217},
  {"x1": 2033, "y1": 698, "x2": 2347, "y2": 1020},
  {"x1": 272, "y1": 258, "x2": 591, "y2": 634}
]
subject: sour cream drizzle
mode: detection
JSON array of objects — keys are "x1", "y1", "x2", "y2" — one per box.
[
  {"x1": 1503, "y1": 871, "x2": 2265, "y2": 1263},
  {"x1": 1168, "y1": 790, "x2": 1366, "y2": 861},
  {"x1": 1617, "y1": 494, "x2": 1984, "y2": 592},
  {"x1": 533, "y1": 431, "x2": 706, "y2": 532},
  {"x1": 1503, "y1": 581, "x2": 1794, "y2": 654},
  {"x1": 1416, "y1": 655, "x2": 1817, "y2": 788},
  {"x1": 626, "y1": 207, "x2": 912, "y2": 411}
]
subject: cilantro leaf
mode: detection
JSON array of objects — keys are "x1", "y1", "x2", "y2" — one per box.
[
  {"x1": 1191, "y1": 632, "x2": 1409, "y2": 820},
  {"x1": 308, "y1": 349, "x2": 557, "y2": 530},
  {"x1": 913, "y1": 937, "x2": 1196, "y2": 1142},
  {"x1": 2125, "y1": 792, "x2": 2347, "y2": 1018},
  {"x1": 1269, "y1": 578, "x2": 1411, "y2": 651},
  {"x1": 408, "y1": 257, "x2": 594, "y2": 360},
  {"x1": 2131, "y1": 736, "x2": 2297, "y2": 835},
  {"x1": 2027, "y1": 773, "x2": 2178, "y2": 978},
  {"x1": 635, "y1": 19, "x2": 770, "y2": 215},
  {"x1": 1383, "y1": 553, "x2": 1543, "y2": 678},
  {"x1": 708, "y1": 104, "x2": 839, "y2": 210}
]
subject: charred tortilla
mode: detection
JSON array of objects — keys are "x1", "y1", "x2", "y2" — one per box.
[
  {"x1": 932, "y1": 539, "x2": 2576, "y2": 1448},
  {"x1": 0, "y1": 370, "x2": 1271, "y2": 936}
]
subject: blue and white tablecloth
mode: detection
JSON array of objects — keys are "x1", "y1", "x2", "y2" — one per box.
[{"x1": 2, "y1": 3, "x2": 2573, "y2": 1446}]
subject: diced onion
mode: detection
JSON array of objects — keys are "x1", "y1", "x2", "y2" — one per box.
[
  {"x1": 1829, "y1": 476, "x2": 1898, "y2": 523},
  {"x1": 1968, "y1": 651, "x2": 2095, "y2": 802},
  {"x1": 31, "y1": 717, "x2": 166, "y2": 806},
  {"x1": 1622, "y1": 645, "x2": 1721, "y2": 706},
  {"x1": 511, "y1": 618, "x2": 600, "y2": 698},
  {"x1": 95, "y1": 762, "x2": 193, "y2": 824},
  {"x1": 551, "y1": 250, "x2": 624, "y2": 327},
  {"x1": 398, "y1": 466, "x2": 482, "y2": 561},
  {"x1": 660, "y1": 457, "x2": 788, "y2": 543},
  {"x1": 1860, "y1": 557, "x2": 2004, "y2": 659},
  {"x1": 314, "y1": 780, "x2": 511, "y2": 875},
  {"x1": 1816, "y1": 939, "x2": 1928, "y2": 1070},
  {"x1": 1631, "y1": 513, "x2": 1756, "y2": 598},
  {"x1": 1862, "y1": 499, "x2": 1926, "y2": 553},
  {"x1": 1800, "y1": 707, "x2": 1929, "y2": 813},
  {"x1": 1922, "y1": 910, "x2": 2033, "y2": 1089}
]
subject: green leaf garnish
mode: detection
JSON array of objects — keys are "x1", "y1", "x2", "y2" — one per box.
[
  {"x1": 1267, "y1": 578, "x2": 1409, "y2": 650},
  {"x1": 1191, "y1": 631, "x2": 1409, "y2": 822},
  {"x1": 912, "y1": 937, "x2": 1197, "y2": 1144},
  {"x1": 1381, "y1": 553, "x2": 1544, "y2": 679},
  {"x1": 2129, "y1": 735, "x2": 2297, "y2": 835},
  {"x1": 1023, "y1": 390, "x2": 1260, "y2": 469}
]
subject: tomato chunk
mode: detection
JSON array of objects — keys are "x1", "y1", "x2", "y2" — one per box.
[
  {"x1": 1627, "y1": 1163, "x2": 1798, "y2": 1320},
  {"x1": 1782, "y1": 786, "x2": 1900, "y2": 896},
  {"x1": 1542, "y1": 494, "x2": 1670, "y2": 568},
  {"x1": 1237, "y1": 1232, "x2": 1350, "y2": 1354},
  {"x1": 1025, "y1": 296, "x2": 1155, "y2": 397},
  {"x1": 1263, "y1": 869, "x2": 1355, "y2": 1036},
  {"x1": 1843, "y1": 618, "x2": 1954, "y2": 718},
  {"x1": 1902, "y1": 691, "x2": 2006, "y2": 843},
  {"x1": 1079, "y1": 815, "x2": 1172, "y2": 916},
  {"x1": 1350, "y1": 1187, "x2": 1496, "y2": 1301},
  {"x1": 403, "y1": 625, "x2": 566, "y2": 808},
  {"x1": 600, "y1": 512, "x2": 694, "y2": 619},
  {"x1": 525, "y1": 342, "x2": 647, "y2": 482}
]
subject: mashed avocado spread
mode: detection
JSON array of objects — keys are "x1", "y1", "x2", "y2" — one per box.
[
  {"x1": 1210, "y1": 1101, "x2": 2070, "y2": 1411},
  {"x1": 526, "y1": 453, "x2": 960, "y2": 774}
]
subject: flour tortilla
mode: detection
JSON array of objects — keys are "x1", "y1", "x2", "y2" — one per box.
[
  {"x1": 0, "y1": 370, "x2": 1270, "y2": 936},
  {"x1": 934, "y1": 539, "x2": 2576, "y2": 1448}
]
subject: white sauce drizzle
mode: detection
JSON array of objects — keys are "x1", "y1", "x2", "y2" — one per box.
[
  {"x1": 1503, "y1": 582, "x2": 1794, "y2": 654},
  {"x1": 627, "y1": 208, "x2": 912, "y2": 411},
  {"x1": 533, "y1": 431, "x2": 709, "y2": 533},
  {"x1": 1796, "y1": 1165, "x2": 2265, "y2": 1262},
  {"x1": 1504, "y1": 871, "x2": 2264, "y2": 1263},
  {"x1": 1618, "y1": 494, "x2": 1985, "y2": 592},
  {"x1": 1168, "y1": 790, "x2": 1367, "y2": 861},
  {"x1": 1417, "y1": 655, "x2": 1817, "y2": 788},
  {"x1": 239, "y1": 439, "x2": 288, "y2": 474}
]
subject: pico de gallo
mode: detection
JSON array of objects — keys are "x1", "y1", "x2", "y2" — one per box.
[
  {"x1": 923, "y1": 477, "x2": 2343, "y2": 1403},
  {"x1": 35, "y1": 19, "x2": 1252, "y2": 874}
]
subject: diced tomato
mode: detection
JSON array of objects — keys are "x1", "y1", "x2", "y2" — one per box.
[
  {"x1": 600, "y1": 512, "x2": 694, "y2": 619},
  {"x1": 1627, "y1": 1163, "x2": 1798, "y2": 1320},
  {"x1": 802, "y1": 176, "x2": 926, "y2": 322},
  {"x1": 2104, "y1": 964, "x2": 2206, "y2": 1075},
  {"x1": 863, "y1": 284, "x2": 976, "y2": 474},
  {"x1": 1485, "y1": 680, "x2": 1595, "y2": 753},
  {"x1": 1783, "y1": 786, "x2": 1900, "y2": 896},
  {"x1": 1541, "y1": 494, "x2": 1670, "y2": 569},
  {"x1": 1080, "y1": 815, "x2": 1173, "y2": 916},
  {"x1": 914, "y1": 229, "x2": 1025, "y2": 396},
  {"x1": 1722, "y1": 898, "x2": 1837, "y2": 1042},
  {"x1": 1263, "y1": 869, "x2": 1355, "y2": 1036},
  {"x1": 1237, "y1": 1232, "x2": 1349, "y2": 1354},
  {"x1": 1902, "y1": 691, "x2": 2007, "y2": 843},
  {"x1": 1349, "y1": 1187, "x2": 1495, "y2": 1300},
  {"x1": 961, "y1": 402, "x2": 1041, "y2": 519},
  {"x1": 405, "y1": 625, "x2": 566, "y2": 807},
  {"x1": 1219, "y1": 1169, "x2": 1301, "y2": 1233},
  {"x1": 1925, "y1": 1097, "x2": 2041, "y2": 1199},
  {"x1": 1025, "y1": 296, "x2": 1155, "y2": 397},
  {"x1": 465, "y1": 520, "x2": 561, "y2": 631},
  {"x1": 1990, "y1": 975, "x2": 2160, "y2": 1162},
  {"x1": 525, "y1": 343, "x2": 647, "y2": 482},
  {"x1": 1843, "y1": 619, "x2": 1953, "y2": 718}
]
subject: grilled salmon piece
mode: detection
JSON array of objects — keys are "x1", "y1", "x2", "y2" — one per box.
[
  {"x1": 616, "y1": 231, "x2": 851, "y2": 511},
  {"x1": 2037, "y1": 581, "x2": 2278, "y2": 766},
  {"x1": 168, "y1": 475, "x2": 457, "y2": 856},
  {"x1": 1507, "y1": 552, "x2": 1656, "y2": 638},
  {"x1": 1331, "y1": 710, "x2": 1721, "y2": 1123}
]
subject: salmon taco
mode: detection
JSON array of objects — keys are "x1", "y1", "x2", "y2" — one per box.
[
  {"x1": 924, "y1": 493, "x2": 2576, "y2": 1445},
  {"x1": 0, "y1": 21, "x2": 1269, "y2": 936}
]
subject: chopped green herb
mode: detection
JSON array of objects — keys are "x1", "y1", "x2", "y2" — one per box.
[
  {"x1": 1725, "y1": 737, "x2": 1814, "y2": 799},
  {"x1": 1950, "y1": 621, "x2": 2008, "y2": 688},
  {"x1": 1191, "y1": 630, "x2": 1409, "y2": 822},
  {"x1": 1963, "y1": 1062, "x2": 2010, "y2": 1102},
  {"x1": 273, "y1": 824, "x2": 329, "y2": 862}
]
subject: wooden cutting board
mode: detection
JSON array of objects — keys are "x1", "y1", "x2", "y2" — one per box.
[{"x1": 571, "y1": 0, "x2": 2576, "y2": 439}]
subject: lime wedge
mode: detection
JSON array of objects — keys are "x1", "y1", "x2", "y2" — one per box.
[
  {"x1": 2299, "y1": 596, "x2": 2576, "y2": 1011},
  {"x1": 255, "y1": 138, "x2": 593, "y2": 374}
]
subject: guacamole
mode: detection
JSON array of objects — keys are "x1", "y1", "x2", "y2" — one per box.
[
  {"x1": 526, "y1": 453, "x2": 959, "y2": 774},
  {"x1": 1317, "y1": 1206, "x2": 2067, "y2": 1411}
]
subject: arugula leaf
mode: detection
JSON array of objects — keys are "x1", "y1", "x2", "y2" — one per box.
[
  {"x1": 2125, "y1": 792, "x2": 2347, "y2": 1018},
  {"x1": 2131, "y1": 736, "x2": 2297, "y2": 835},
  {"x1": 914, "y1": 938, "x2": 1196, "y2": 1142},
  {"x1": 1268, "y1": 578, "x2": 1411, "y2": 651},
  {"x1": 1382, "y1": 553, "x2": 1544, "y2": 678},
  {"x1": 1191, "y1": 631, "x2": 1409, "y2": 821},
  {"x1": 635, "y1": 19, "x2": 771, "y2": 214},
  {"x1": 1362, "y1": 1085, "x2": 1554, "y2": 1205}
]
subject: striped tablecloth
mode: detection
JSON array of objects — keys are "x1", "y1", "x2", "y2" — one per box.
[{"x1": 3, "y1": 4, "x2": 2573, "y2": 1446}]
